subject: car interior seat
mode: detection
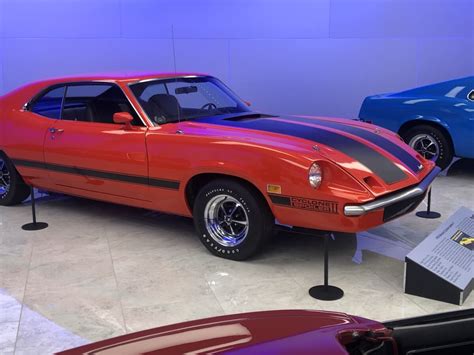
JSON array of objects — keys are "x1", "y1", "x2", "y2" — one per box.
[{"x1": 147, "y1": 94, "x2": 182, "y2": 124}]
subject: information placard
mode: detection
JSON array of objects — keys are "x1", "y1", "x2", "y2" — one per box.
[{"x1": 405, "y1": 207, "x2": 473, "y2": 305}]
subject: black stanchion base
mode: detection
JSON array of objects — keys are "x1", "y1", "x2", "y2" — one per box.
[
  {"x1": 22, "y1": 222, "x2": 48, "y2": 231},
  {"x1": 309, "y1": 285, "x2": 344, "y2": 301},
  {"x1": 416, "y1": 211, "x2": 441, "y2": 219}
]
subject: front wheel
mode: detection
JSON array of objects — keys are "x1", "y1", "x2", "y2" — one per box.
[
  {"x1": 0, "y1": 152, "x2": 30, "y2": 206},
  {"x1": 402, "y1": 125, "x2": 453, "y2": 170},
  {"x1": 193, "y1": 179, "x2": 273, "y2": 260}
]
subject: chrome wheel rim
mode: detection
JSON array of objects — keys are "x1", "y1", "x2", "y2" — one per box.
[
  {"x1": 409, "y1": 134, "x2": 439, "y2": 161},
  {"x1": 204, "y1": 194, "x2": 249, "y2": 247},
  {"x1": 0, "y1": 157, "x2": 11, "y2": 196}
]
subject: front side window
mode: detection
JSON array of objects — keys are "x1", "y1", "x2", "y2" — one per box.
[
  {"x1": 130, "y1": 76, "x2": 250, "y2": 124},
  {"x1": 30, "y1": 86, "x2": 66, "y2": 119},
  {"x1": 62, "y1": 83, "x2": 142, "y2": 125}
]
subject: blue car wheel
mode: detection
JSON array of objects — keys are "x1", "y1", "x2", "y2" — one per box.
[{"x1": 402, "y1": 125, "x2": 453, "y2": 170}]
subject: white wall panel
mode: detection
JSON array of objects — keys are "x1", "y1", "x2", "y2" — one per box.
[
  {"x1": 229, "y1": 38, "x2": 417, "y2": 118},
  {"x1": 330, "y1": 0, "x2": 472, "y2": 39},
  {"x1": 0, "y1": 0, "x2": 4, "y2": 38},
  {"x1": 416, "y1": 39, "x2": 474, "y2": 87},
  {"x1": 2, "y1": 0, "x2": 121, "y2": 38},
  {"x1": 174, "y1": 39, "x2": 229, "y2": 82},
  {"x1": 2, "y1": 39, "x2": 124, "y2": 92},
  {"x1": 120, "y1": 0, "x2": 173, "y2": 38},
  {"x1": 172, "y1": 0, "x2": 330, "y2": 39},
  {"x1": 0, "y1": 0, "x2": 472, "y2": 118},
  {"x1": 121, "y1": 0, "x2": 330, "y2": 39},
  {"x1": 116, "y1": 39, "x2": 175, "y2": 73}
]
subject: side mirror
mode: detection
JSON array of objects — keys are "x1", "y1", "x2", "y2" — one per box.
[
  {"x1": 244, "y1": 100, "x2": 252, "y2": 107},
  {"x1": 113, "y1": 112, "x2": 133, "y2": 129}
]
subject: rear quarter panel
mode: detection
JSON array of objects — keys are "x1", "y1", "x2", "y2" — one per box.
[{"x1": 360, "y1": 96, "x2": 474, "y2": 158}]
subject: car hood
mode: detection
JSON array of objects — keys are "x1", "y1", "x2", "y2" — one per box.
[
  {"x1": 183, "y1": 114, "x2": 433, "y2": 196},
  {"x1": 57, "y1": 310, "x2": 381, "y2": 354}
]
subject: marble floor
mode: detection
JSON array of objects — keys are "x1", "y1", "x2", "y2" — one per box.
[{"x1": 1, "y1": 159, "x2": 473, "y2": 354}]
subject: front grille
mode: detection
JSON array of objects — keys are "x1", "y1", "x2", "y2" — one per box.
[{"x1": 383, "y1": 190, "x2": 427, "y2": 222}]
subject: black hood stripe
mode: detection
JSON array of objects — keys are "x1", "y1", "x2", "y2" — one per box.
[
  {"x1": 196, "y1": 116, "x2": 407, "y2": 185},
  {"x1": 279, "y1": 116, "x2": 421, "y2": 173}
]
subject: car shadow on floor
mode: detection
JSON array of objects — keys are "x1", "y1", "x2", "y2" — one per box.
[
  {"x1": 19, "y1": 158, "x2": 472, "y2": 264},
  {"x1": 445, "y1": 158, "x2": 474, "y2": 177}
]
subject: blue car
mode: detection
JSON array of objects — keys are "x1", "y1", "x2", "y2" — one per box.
[{"x1": 359, "y1": 76, "x2": 474, "y2": 169}]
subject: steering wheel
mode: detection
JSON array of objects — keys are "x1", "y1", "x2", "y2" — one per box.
[{"x1": 201, "y1": 103, "x2": 217, "y2": 110}]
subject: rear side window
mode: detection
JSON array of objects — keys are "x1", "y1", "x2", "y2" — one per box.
[
  {"x1": 30, "y1": 86, "x2": 66, "y2": 119},
  {"x1": 62, "y1": 84, "x2": 142, "y2": 126},
  {"x1": 468, "y1": 90, "x2": 474, "y2": 101}
]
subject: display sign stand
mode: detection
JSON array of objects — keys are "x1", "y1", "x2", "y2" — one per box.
[
  {"x1": 405, "y1": 259, "x2": 473, "y2": 305},
  {"x1": 309, "y1": 233, "x2": 344, "y2": 301},
  {"x1": 416, "y1": 188, "x2": 441, "y2": 219},
  {"x1": 405, "y1": 207, "x2": 473, "y2": 305},
  {"x1": 22, "y1": 186, "x2": 48, "y2": 231}
]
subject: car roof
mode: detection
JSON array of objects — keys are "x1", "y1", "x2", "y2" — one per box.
[
  {"x1": 0, "y1": 72, "x2": 210, "y2": 107},
  {"x1": 31, "y1": 72, "x2": 209, "y2": 86}
]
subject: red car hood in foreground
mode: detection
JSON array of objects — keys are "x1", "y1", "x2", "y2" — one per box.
[{"x1": 57, "y1": 310, "x2": 385, "y2": 355}]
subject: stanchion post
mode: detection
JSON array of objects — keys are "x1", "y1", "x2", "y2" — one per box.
[
  {"x1": 416, "y1": 188, "x2": 441, "y2": 219},
  {"x1": 309, "y1": 233, "x2": 344, "y2": 301},
  {"x1": 22, "y1": 186, "x2": 48, "y2": 231}
]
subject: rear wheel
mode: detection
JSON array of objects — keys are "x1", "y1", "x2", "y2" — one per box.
[
  {"x1": 193, "y1": 179, "x2": 273, "y2": 260},
  {"x1": 0, "y1": 153, "x2": 30, "y2": 206},
  {"x1": 402, "y1": 125, "x2": 453, "y2": 170}
]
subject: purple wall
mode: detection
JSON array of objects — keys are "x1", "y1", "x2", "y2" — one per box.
[{"x1": 0, "y1": 0, "x2": 473, "y2": 118}]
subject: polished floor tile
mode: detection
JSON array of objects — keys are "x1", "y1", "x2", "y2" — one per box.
[{"x1": 0, "y1": 162, "x2": 473, "y2": 354}]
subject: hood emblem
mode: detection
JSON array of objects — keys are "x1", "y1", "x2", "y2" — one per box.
[{"x1": 418, "y1": 164, "x2": 424, "y2": 171}]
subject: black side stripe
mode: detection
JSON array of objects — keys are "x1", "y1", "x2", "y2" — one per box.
[
  {"x1": 12, "y1": 159, "x2": 180, "y2": 190},
  {"x1": 280, "y1": 116, "x2": 421, "y2": 173},
  {"x1": 269, "y1": 194, "x2": 291, "y2": 206},
  {"x1": 196, "y1": 116, "x2": 407, "y2": 185}
]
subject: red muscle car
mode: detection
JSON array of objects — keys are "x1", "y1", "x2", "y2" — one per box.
[
  {"x1": 0, "y1": 73, "x2": 439, "y2": 260},
  {"x1": 57, "y1": 309, "x2": 474, "y2": 354}
]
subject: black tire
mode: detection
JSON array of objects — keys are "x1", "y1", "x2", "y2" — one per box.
[
  {"x1": 401, "y1": 125, "x2": 453, "y2": 170},
  {"x1": 193, "y1": 179, "x2": 273, "y2": 260},
  {"x1": 0, "y1": 152, "x2": 30, "y2": 206}
]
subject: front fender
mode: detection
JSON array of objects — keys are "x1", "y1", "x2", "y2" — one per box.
[{"x1": 180, "y1": 149, "x2": 315, "y2": 217}]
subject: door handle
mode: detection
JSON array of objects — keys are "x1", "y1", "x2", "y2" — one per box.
[{"x1": 49, "y1": 128, "x2": 64, "y2": 134}]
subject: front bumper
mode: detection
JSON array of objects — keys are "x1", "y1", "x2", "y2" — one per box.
[{"x1": 344, "y1": 166, "x2": 441, "y2": 219}]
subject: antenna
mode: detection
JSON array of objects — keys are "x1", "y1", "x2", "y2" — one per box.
[
  {"x1": 171, "y1": 24, "x2": 181, "y2": 124},
  {"x1": 171, "y1": 25, "x2": 177, "y2": 74}
]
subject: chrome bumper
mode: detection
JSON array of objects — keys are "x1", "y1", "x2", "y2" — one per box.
[{"x1": 344, "y1": 166, "x2": 441, "y2": 216}]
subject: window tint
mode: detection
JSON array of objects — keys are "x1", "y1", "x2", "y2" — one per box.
[
  {"x1": 140, "y1": 83, "x2": 167, "y2": 101},
  {"x1": 168, "y1": 81, "x2": 236, "y2": 110},
  {"x1": 31, "y1": 86, "x2": 65, "y2": 119},
  {"x1": 62, "y1": 84, "x2": 142, "y2": 126}
]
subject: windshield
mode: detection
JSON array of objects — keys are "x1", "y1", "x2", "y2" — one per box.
[{"x1": 129, "y1": 76, "x2": 251, "y2": 125}]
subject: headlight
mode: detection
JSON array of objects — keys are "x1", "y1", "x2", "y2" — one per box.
[{"x1": 308, "y1": 162, "x2": 323, "y2": 189}]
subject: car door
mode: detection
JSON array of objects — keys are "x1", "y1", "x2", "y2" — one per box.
[
  {"x1": 43, "y1": 82, "x2": 149, "y2": 202},
  {"x1": 5, "y1": 85, "x2": 66, "y2": 189}
]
